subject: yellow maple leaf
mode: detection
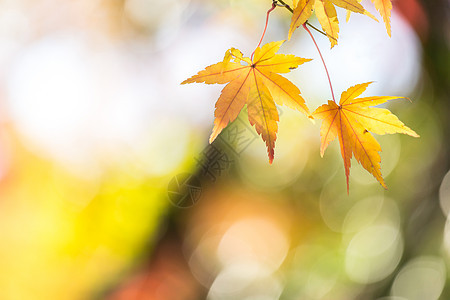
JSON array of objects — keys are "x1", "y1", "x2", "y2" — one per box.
[
  {"x1": 371, "y1": 0, "x2": 392, "y2": 36},
  {"x1": 288, "y1": 0, "x2": 367, "y2": 47},
  {"x1": 312, "y1": 82, "x2": 419, "y2": 192},
  {"x1": 315, "y1": 0, "x2": 340, "y2": 47},
  {"x1": 182, "y1": 41, "x2": 312, "y2": 163}
]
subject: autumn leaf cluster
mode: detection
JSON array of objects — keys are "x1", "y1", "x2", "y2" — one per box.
[
  {"x1": 182, "y1": 0, "x2": 418, "y2": 191},
  {"x1": 289, "y1": 0, "x2": 393, "y2": 47}
]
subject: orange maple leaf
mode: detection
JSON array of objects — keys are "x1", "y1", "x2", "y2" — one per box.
[
  {"x1": 289, "y1": 0, "x2": 369, "y2": 47},
  {"x1": 182, "y1": 41, "x2": 311, "y2": 163},
  {"x1": 312, "y1": 82, "x2": 419, "y2": 192}
]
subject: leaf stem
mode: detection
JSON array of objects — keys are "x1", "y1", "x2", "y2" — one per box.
[
  {"x1": 251, "y1": 2, "x2": 277, "y2": 60},
  {"x1": 302, "y1": 23, "x2": 336, "y2": 103}
]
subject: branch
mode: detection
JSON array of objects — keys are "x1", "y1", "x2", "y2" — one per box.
[{"x1": 275, "y1": 0, "x2": 337, "y2": 41}]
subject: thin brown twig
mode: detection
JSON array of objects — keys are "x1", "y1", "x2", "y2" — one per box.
[{"x1": 275, "y1": 0, "x2": 337, "y2": 41}]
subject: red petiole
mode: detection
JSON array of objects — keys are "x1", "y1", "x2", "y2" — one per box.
[
  {"x1": 302, "y1": 23, "x2": 336, "y2": 103},
  {"x1": 251, "y1": 2, "x2": 277, "y2": 61}
]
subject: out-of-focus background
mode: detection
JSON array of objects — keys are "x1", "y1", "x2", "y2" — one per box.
[{"x1": 0, "y1": 0, "x2": 448, "y2": 299}]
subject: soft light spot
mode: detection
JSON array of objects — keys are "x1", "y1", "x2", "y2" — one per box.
[
  {"x1": 208, "y1": 262, "x2": 283, "y2": 300},
  {"x1": 345, "y1": 224, "x2": 403, "y2": 284},
  {"x1": 391, "y1": 256, "x2": 446, "y2": 300},
  {"x1": 217, "y1": 218, "x2": 289, "y2": 272},
  {"x1": 342, "y1": 196, "x2": 384, "y2": 233},
  {"x1": 439, "y1": 169, "x2": 450, "y2": 216}
]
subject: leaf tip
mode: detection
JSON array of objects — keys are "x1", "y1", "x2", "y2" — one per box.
[
  {"x1": 267, "y1": 147, "x2": 275, "y2": 164},
  {"x1": 319, "y1": 147, "x2": 325, "y2": 158},
  {"x1": 377, "y1": 175, "x2": 388, "y2": 190},
  {"x1": 364, "y1": 10, "x2": 379, "y2": 22},
  {"x1": 410, "y1": 131, "x2": 420, "y2": 138},
  {"x1": 209, "y1": 128, "x2": 220, "y2": 144}
]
